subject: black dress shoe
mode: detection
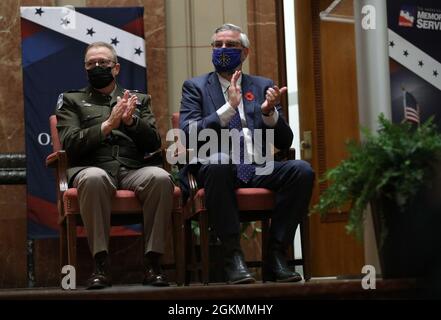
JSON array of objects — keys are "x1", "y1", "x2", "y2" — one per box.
[
  {"x1": 86, "y1": 252, "x2": 111, "y2": 290},
  {"x1": 86, "y1": 273, "x2": 112, "y2": 290},
  {"x1": 222, "y1": 235, "x2": 256, "y2": 284},
  {"x1": 143, "y1": 267, "x2": 169, "y2": 287},
  {"x1": 143, "y1": 252, "x2": 169, "y2": 287},
  {"x1": 225, "y1": 253, "x2": 256, "y2": 284},
  {"x1": 263, "y1": 249, "x2": 302, "y2": 283}
]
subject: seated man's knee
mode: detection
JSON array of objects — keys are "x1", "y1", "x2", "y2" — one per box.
[
  {"x1": 78, "y1": 167, "x2": 109, "y2": 185},
  {"x1": 154, "y1": 168, "x2": 174, "y2": 188},
  {"x1": 77, "y1": 167, "x2": 114, "y2": 188},
  {"x1": 140, "y1": 167, "x2": 174, "y2": 191},
  {"x1": 287, "y1": 160, "x2": 315, "y2": 185}
]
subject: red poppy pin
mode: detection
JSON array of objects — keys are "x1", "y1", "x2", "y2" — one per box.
[{"x1": 244, "y1": 91, "x2": 254, "y2": 101}]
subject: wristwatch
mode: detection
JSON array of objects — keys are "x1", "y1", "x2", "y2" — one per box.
[{"x1": 262, "y1": 108, "x2": 275, "y2": 117}]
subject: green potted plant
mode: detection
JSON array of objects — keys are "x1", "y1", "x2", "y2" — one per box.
[{"x1": 313, "y1": 114, "x2": 441, "y2": 278}]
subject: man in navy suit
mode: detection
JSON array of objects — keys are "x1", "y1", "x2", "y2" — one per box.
[{"x1": 179, "y1": 23, "x2": 314, "y2": 284}]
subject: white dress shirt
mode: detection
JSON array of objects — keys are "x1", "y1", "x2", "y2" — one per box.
[{"x1": 215, "y1": 73, "x2": 278, "y2": 163}]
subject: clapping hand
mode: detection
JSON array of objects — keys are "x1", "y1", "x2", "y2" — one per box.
[{"x1": 261, "y1": 85, "x2": 287, "y2": 115}]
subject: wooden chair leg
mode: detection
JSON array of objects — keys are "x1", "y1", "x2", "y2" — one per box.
[
  {"x1": 66, "y1": 215, "x2": 77, "y2": 268},
  {"x1": 59, "y1": 221, "x2": 67, "y2": 265},
  {"x1": 184, "y1": 219, "x2": 193, "y2": 285},
  {"x1": 59, "y1": 220, "x2": 68, "y2": 283},
  {"x1": 172, "y1": 211, "x2": 185, "y2": 286},
  {"x1": 261, "y1": 219, "x2": 270, "y2": 282},
  {"x1": 301, "y1": 216, "x2": 311, "y2": 281},
  {"x1": 199, "y1": 212, "x2": 209, "y2": 285}
]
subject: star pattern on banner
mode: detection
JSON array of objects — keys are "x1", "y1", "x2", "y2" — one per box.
[
  {"x1": 60, "y1": 17, "x2": 70, "y2": 27},
  {"x1": 21, "y1": 7, "x2": 147, "y2": 68},
  {"x1": 134, "y1": 47, "x2": 143, "y2": 55},
  {"x1": 35, "y1": 8, "x2": 44, "y2": 16},
  {"x1": 111, "y1": 37, "x2": 119, "y2": 46},
  {"x1": 86, "y1": 27, "x2": 95, "y2": 37},
  {"x1": 388, "y1": 29, "x2": 441, "y2": 87}
]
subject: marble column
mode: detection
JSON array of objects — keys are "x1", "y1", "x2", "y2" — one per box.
[
  {"x1": 0, "y1": 0, "x2": 56, "y2": 289},
  {"x1": 247, "y1": 0, "x2": 279, "y2": 81}
]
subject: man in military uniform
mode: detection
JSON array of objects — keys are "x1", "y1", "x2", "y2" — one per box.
[{"x1": 56, "y1": 41, "x2": 174, "y2": 289}]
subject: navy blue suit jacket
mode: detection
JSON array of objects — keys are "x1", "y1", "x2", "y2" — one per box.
[{"x1": 179, "y1": 71, "x2": 294, "y2": 200}]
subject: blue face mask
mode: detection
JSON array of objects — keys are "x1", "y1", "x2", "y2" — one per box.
[{"x1": 212, "y1": 48, "x2": 242, "y2": 73}]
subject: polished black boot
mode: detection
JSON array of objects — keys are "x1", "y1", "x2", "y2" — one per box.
[
  {"x1": 86, "y1": 251, "x2": 112, "y2": 290},
  {"x1": 223, "y1": 235, "x2": 256, "y2": 284},
  {"x1": 264, "y1": 241, "x2": 302, "y2": 283},
  {"x1": 143, "y1": 252, "x2": 169, "y2": 287}
]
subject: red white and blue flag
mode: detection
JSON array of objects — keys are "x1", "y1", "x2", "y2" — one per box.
[
  {"x1": 20, "y1": 6, "x2": 147, "y2": 238},
  {"x1": 403, "y1": 90, "x2": 421, "y2": 124},
  {"x1": 388, "y1": 0, "x2": 441, "y2": 130}
]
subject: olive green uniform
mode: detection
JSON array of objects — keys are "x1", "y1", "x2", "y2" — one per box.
[{"x1": 55, "y1": 85, "x2": 174, "y2": 256}]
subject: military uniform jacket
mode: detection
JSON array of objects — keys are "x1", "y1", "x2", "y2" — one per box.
[{"x1": 55, "y1": 85, "x2": 161, "y2": 185}]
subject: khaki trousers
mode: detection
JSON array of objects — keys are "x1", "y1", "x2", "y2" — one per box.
[{"x1": 73, "y1": 166, "x2": 174, "y2": 257}]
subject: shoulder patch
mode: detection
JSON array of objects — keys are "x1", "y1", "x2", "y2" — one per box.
[{"x1": 56, "y1": 94, "x2": 64, "y2": 110}]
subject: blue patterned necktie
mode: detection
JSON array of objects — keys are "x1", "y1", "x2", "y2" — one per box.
[{"x1": 229, "y1": 111, "x2": 255, "y2": 183}]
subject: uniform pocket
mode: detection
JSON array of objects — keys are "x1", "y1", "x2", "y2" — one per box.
[{"x1": 80, "y1": 106, "x2": 103, "y2": 126}]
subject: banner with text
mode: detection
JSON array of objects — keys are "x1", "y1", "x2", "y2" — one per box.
[
  {"x1": 20, "y1": 6, "x2": 147, "y2": 238},
  {"x1": 387, "y1": 0, "x2": 441, "y2": 127}
]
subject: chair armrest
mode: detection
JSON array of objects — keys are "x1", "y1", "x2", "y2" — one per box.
[
  {"x1": 46, "y1": 150, "x2": 68, "y2": 193},
  {"x1": 188, "y1": 170, "x2": 199, "y2": 202},
  {"x1": 144, "y1": 149, "x2": 163, "y2": 165}
]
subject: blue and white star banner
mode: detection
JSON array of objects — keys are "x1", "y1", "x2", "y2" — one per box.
[
  {"x1": 21, "y1": 6, "x2": 146, "y2": 67},
  {"x1": 387, "y1": 0, "x2": 441, "y2": 128},
  {"x1": 388, "y1": 29, "x2": 441, "y2": 91},
  {"x1": 20, "y1": 7, "x2": 147, "y2": 238}
]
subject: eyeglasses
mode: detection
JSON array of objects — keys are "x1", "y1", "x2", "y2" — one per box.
[
  {"x1": 84, "y1": 58, "x2": 116, "y2": 69},
  {"x1": 211, "y1": 40, "x2": 242, "y2": 48}
]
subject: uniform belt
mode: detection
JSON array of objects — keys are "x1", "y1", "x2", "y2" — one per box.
[{"x1": 92, "y1": 144, "x2": 142, "y2": 161}]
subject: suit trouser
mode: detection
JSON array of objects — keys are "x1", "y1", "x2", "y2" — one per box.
[
  {"x1": 197, "y1": 160, "x2": 315, "y2": 247},
  {"x1": 73, "y1": 166, "x2": 174, "y2": 257}
]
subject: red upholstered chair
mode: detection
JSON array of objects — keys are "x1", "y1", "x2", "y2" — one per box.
[
  {"x1": 46, "y1": 115, "x2": 186, "y2": 285},
  {"x1": 171, "y1": 113, "x2": 311, "y2": 285}
]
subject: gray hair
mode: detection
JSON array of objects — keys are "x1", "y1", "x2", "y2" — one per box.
[
  {"x1": 84, "y1": 41, "x2": 118, "y2": 63},
  {"x1": 212, "y1": 23, "x2": 250, "y2": 48}
]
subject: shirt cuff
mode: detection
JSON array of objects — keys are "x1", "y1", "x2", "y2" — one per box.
[
  {"x1": 262, "y1": 109, "x2": 279, "y2": 127},
  {"x1": 216, "y1": 103, "x2": 237, "y2": 127}
]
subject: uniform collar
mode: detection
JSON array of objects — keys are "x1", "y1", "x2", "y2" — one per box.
[{"x1": 86, "y1": 84, "x2": 123, "y2": 106}]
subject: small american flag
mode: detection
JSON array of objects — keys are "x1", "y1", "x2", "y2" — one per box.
[{"x1": 403, "y1": 91, "x2": 420, "y2": 124}]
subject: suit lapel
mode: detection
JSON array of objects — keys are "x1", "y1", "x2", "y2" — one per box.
[
  {"x1": 241, "y1": 74, "x2": 256, "y2": 132},
  {"x1": 207, "y1": 73, "x2": 227, "y2": 112}
]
